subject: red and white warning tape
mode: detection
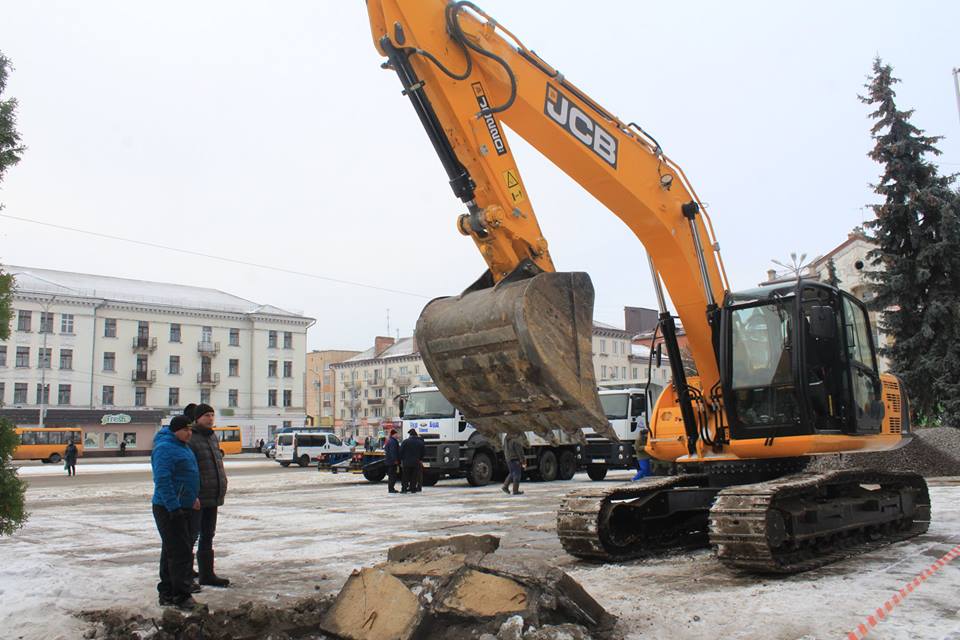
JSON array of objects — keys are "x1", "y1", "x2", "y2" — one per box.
[{"x1": 846, "y1": 543, "x2": 960, "y2": 639}]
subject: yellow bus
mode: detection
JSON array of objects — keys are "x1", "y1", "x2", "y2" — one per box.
[
  {"x1": 213, "y1": 426, "x2": 242, "y2": 455},
  {"x1": 14, "y1": 428, "x2": 84, "y2": 463}
]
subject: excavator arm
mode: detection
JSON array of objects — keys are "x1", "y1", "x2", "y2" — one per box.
[{"x1": 367, "y1": 0, "x2": 728, "y2": 447}]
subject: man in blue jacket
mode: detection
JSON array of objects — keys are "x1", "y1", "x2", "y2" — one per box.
[{"x1": 152, "y1": 415, "x2": 201, "y2": 609}]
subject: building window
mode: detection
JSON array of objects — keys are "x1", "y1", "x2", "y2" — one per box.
[
  {"x1": 137, "y1": 321, "x2": 150, "y2": 341},
  {"x1": 38, "y1": 347, "x2": 52, "y2": 369},
  {"x1": 169, "y1": 355, "x2": 180, "y2": 375},
  {"x1": 14, "y1": 383, "x2": 28, "y2": 404},
  {"x1": 632, "y1": 367, "x2": 638, "y2": 379},
  {"x1": 61, "y1": 314, "x2": 74, "y2": 334},
  {"x1": 135, "y1": 387, "x2": 146, "y2": 407},
  {"x1": 201, "y1": 326, "x2": 212, "y2": 343},
  {"x1": 601, "y1": 365, "x2": 607, "y2": 379},
  {"x1": 228, "y1": 359, "x2": 239, "y2": 377},
  {"x1": 622, "y1": 366, "x2": 627, "y2": 379},
  {"x1": 59, "y1": 349, "x2": 73, "y2": 370},
  {"x1": 599, "y1": 339, "x2": 607, "y2": 354},
  {"x1": 15, "y1": 347, "x2": 29, "y2": 368},
  {"x1": 613, "y1": 341, "x2": 618, "y2": 355},
  {"x1": 17, "y1": 310, "x2": 31, "y2": 332},
  {"x1": 104, "y1": 318, "x2": 117, "y2": 338},
  {"x1": 373, "y1": 407, "x2": 382, "y2": 417},
  {"x1": 283, "y1": 332, "x2": 292, "y2": 349},
  {"x1": 0, "y1": 382, "x2": 4, "y2": 403},
  {"x1": 36, "y1": 383, "x2": 50, "y2": 404},
  {"x1": 168, "y1": 387, "x2": 179, "y2": 407},
  {"x1": 169, "y1": 323, "x2": 181, "y2": 343},
  {"x1": 283, "y1": 389, "x2": 292, "y2": 407},
  {"x1": 0, "y1": 346, "x2": 6, "y2": 367},
  {"x1": 38, "y1": 314, "x2": 54, "y2": 335},
  {"x1": 199, "y1": 388, "x2": 211, "y2": 404},
  {"x1": 103, "y1": 351, "x2": 116, "y2": 372},
  {"x1": 283, "y1": 361, "x2": 293, "y2": 378},
  {"x1": 268, "y1": 360, "x2": 278, "y2": 377},
  {"x1": 268, "y1": 389, "x2": 277, "y2": 407},
  {"x1": 229, "y1": 328, "x2": 240, "y2": 347},
  {"x1": 282, "y1": 420, "x2": 292, "y2": 429},
  {"x1": 228, "y1": 389, "x2": 238, "y2": 407},
  {"x1": 375, "y1": 388, "x2": 383, "y2": 398},
  {"x1": 399, "y1": 386, "x2": 408, "y2": 395},
  {"x1": 102, "y1": 386, "x2": 114, "y2": 405},
  {"x1": 268, "y1": 331, "x2": 278, "y2": 349},
  {"x1": 58, "y1": 384, "x2": 71, "y2": 405}
]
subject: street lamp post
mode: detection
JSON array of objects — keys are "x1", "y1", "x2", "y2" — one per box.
[
  {"x1": 953, "y1": 68, "x2": 960, "y2": 126},
  {"x1": 38, "y1": 296, "x2": 58, "y2": 429}
]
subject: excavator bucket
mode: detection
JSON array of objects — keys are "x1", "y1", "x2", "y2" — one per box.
[{"x1": 415, "y1": 269, "x2": 617, "y2": 441}]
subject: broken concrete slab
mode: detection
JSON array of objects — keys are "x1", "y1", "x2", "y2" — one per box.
[
  {"x1": 386, "y1": 533, "x2": 500, "y2": 563},
  {"x1": 383, "y1": 553, "x2": 469, "y2": 580},
  {"x1": 437, "y1": 569, "x2": 530, "y2": 618},
  {"x1": 319, "y1": 568, "x2": 423, "y2": 640}
]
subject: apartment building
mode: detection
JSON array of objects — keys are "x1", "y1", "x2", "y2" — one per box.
[
  {"x1": 0, "y1": 266, "x2": 314, "y2": 452},
  {"x1": 305, "y1": 349, "x2": 361, "y2": 426}
]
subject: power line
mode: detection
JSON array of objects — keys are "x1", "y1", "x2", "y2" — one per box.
[{"x1": 0, "y1": 212, "x2": 431, "y2": 299}]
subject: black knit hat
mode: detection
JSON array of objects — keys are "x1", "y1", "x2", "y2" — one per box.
[
  {"x1": 183, "y1": 403, "x2": 198, "y2": 421},
  {"x1": 193, "y1": 403, "x2": 215, "y2": 419},
  {"x1": 407, "y1": 428, "x2": 417, "y2": 436},
  {"x1": 170, "y1": 416, "x2": 191, "y2": 432}
]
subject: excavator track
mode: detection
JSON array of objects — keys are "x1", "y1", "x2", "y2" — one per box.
[
  {"x1": 557, "y1": 474, "x2": 714, "y2": 562},
  {"x1": 710, "y1": 469, "x2": 930, "y2": 574}
]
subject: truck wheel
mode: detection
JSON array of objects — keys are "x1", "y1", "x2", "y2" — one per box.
[
  {"x1": 421, "y1": 471, "x2": 440, "y2": 487},
  {"x1": 48, "y1": 453, "x2": 62, "y2": 464},
  {"x1": 297, "y1": 455, "x2": 311, "y2": 468},
  {"x1": 467, "y1": 452, "x2": 494, "y2": 486},
  {"x1": 280, "y1": 461, "x2": 291, "y2": 467},
  {"x1": 558, "y1": 451, "x2": 577, "y2": 480},
  {"x1": 586, "y1": 464, "x2": 608, "y2": 481},
  {"x1": 362, "y1": 466, "x2": 386, "y2": 482},
  {"x1": 533, "y1": 450, "x2": 558, "y2": 482}
]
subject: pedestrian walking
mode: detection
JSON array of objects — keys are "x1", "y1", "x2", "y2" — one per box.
[
  {"x1": 632, "y1": 424, "x2": 652, "y2": 481},
  {"x1": 383, "y1": 429, "x2": 401, "y2": 494},
  {"x1": 151, "y1": 415, "x2": 201, "y2": 610},
  {"x1": 501, "y1": 434, "x2": 526, "y2": 495},
  {"x1": 64, "y1": 439, "x2": 78, "y2": 477},
  {"x1": 185, "y1": 403, "x2": 230, "y2": 588},
  {"x1": 120, "y1": 440, "x2": 127, "y2": 457},
  {"x1": 399, "y1": 428, "x2": 425, "y2": 494}
]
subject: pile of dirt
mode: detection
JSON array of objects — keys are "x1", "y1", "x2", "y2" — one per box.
[
  {"x1": 319, "y1": 534, "x2": 618, "y2": 640},
  {"x1": 77, "y1": 594, "x2": 334, "y2": 640},
  {"x1": 77, "y1": 535, "x2": 616, "y2": 640},
  {"x1": 806, "y1": 426, "x2": 960, "y2": 477}
]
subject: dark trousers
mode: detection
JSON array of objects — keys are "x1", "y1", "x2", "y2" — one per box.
[
  {"x1": 65, "y1": 462, "x2": 76, "y2": 476},
  {"x1": 153, "y1": 504, "x2": 194, "y2": 601},
  {"x1": 387, "y1": 464, "x2": 399, "y2": 492},
  {"x1": 191, "y1": 506, "x2": 218, "y2": 553},
  {"x1": 401, "y1": 465, "x2": 418, "y2": 492},
  {"x1": 502, "y1": 460, "x2": 522, "y2": 492}
]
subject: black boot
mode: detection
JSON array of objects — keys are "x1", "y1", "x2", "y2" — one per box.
[{"x1": 197, "y1": 550, "x2": 230, "y2": 588}]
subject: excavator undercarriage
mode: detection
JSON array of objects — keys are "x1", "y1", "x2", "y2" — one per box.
[{"x1": 558, "y1": 464, "x2": 930, "y2": 573}]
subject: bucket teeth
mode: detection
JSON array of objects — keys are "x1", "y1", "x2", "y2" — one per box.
[{"x1": 416, "y1": 270, "x2": 616, "y2": 440}]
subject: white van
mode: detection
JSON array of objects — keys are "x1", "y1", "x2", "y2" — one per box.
[{"x1": 274, "y1": 431, "x2": 350, "y2": 467}]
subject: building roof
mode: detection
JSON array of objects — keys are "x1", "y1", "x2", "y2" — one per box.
[
  {"x1": 338, "y1": 337, "x2": 418, "y2": 365},
  {"x1": 762, "y1": 232, "x2": 875, "y2": 286},
  {"x1": 8, "y1": 265, "x2": 307, "y2": 318}
]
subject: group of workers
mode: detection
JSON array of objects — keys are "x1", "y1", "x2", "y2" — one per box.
[{"x1": 383, "y1": 428, "x2": 426, "y2": 493}]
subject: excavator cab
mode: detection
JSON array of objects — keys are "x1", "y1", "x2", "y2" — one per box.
[{"x1": 720, "y1": 281, "x2": 888, "y2": 441}]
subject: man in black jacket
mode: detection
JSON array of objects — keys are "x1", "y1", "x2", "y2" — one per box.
[
  {"x1": 186, "y1": 403, "x2": 230, "y2": 587},
  {"x1": 383, "y1": 429, "x2": 401, "y2": 494},
  {"x1": 399, "y1": 428, "x2": 425, "y2": 494}
]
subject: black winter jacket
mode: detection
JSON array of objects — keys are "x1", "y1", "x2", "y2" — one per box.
[
  {"x1": 188, "y1": 426, "x2": 228, "y2": 507},
  {"x1": 384, "y1": 436, "x2": 401, "y2": 464},
  {"x1": 399, "y1": 435, "x2": 425, "y2": 467}
]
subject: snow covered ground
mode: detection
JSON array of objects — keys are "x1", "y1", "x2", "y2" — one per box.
[{"x1": 1, "y1": 462, "x2": 957, "y2": 640}]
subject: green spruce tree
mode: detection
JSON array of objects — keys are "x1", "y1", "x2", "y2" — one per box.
[
  {"x1": 860, "y1": 57, "x2": 960, "y2": 426},
  {"x1": 825, "y1": 257, "x2": 841, "y2": 288},
  {"x1": 0, "y1": 51, "x2": 27, "y2": 534}
]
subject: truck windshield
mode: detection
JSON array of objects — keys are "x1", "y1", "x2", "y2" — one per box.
[
  {"x1": 403, "y1": 391, "x2": 455, "y2": 419},
  {"x1": 600, "y1": 394, "x2": 629, "y2": 420}
]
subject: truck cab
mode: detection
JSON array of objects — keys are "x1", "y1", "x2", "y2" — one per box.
[{"x1": 580, "y1": 386, "x2": 662, "y2": 480}]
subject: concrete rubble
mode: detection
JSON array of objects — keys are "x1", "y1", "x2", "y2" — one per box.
[{"x1": 319, "y1": 534, "x2": 618, "y2": 640}]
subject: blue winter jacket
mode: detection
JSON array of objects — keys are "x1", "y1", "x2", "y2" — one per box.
[{"x1": 151, "y1": 427, "x2": 200, "y2": 512}]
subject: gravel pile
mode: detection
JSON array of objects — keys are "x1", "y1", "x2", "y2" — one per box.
[{"x1": 806, "y1": 427, "x2": 960, "y2": 477}]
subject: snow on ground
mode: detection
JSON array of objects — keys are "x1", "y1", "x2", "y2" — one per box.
[{"x1": 1, "y1": 464, "x2": 958, "y2": 640}]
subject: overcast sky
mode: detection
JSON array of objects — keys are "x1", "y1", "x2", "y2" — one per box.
[{"x1": 1, "y1": 1, "x2": 958, "y2": 351}]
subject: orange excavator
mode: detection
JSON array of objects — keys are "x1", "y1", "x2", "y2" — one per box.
[{"x1": 364, "y1": 0, "x2": 929, "y2": 573}]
